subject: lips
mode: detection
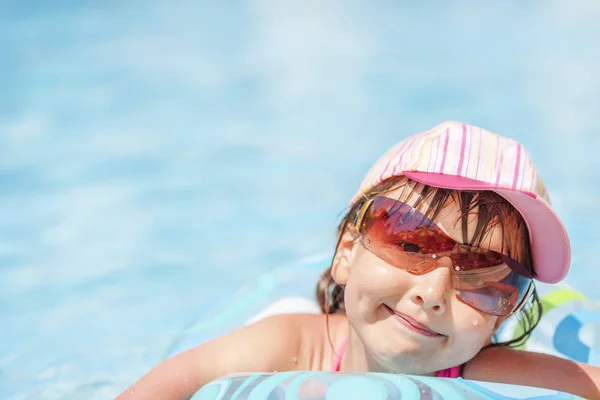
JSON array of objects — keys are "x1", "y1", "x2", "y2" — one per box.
[{"x1": 383, "y1": 305, "x2": 445, "y2": 337}]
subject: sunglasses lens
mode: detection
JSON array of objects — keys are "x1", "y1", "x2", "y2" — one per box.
[
  {"x1": 361, "y1": 198, "x2": 427, "y2": 272},
  {"x1": 450, "y1": 245, "x2": 532, "y2": 315},
  {"x1": 454, "y1": 266, "x2": 532, "y2": 315},
  {"x1": 358, "y1": 196, "x2": 533, "y2": 316},
  {"x1": 359, "y1": 197, "x2": 454, "y2": 272}
]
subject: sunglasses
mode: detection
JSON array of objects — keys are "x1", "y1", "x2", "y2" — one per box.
[{"x1": 353, "y1": 196, "x2": 534, "y2": 316}]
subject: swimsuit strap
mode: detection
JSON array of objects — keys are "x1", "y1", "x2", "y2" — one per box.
[
  {"x1": 435, "y1": 365, "x2": 462, "y2": 378},
  {"x1": 332, "y1": 337, "x2": 349, "y2": 372},
  {"x1": 333, "y1": 336, "x2": 462, "y2": 378}
]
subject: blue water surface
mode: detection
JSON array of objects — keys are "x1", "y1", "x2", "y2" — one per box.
[{"x1": 1, "y1": 1, "x2": 599, "y2": 399}]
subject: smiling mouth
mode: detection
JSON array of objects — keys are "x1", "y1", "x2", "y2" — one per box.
[{"x1": 383, "y1": 305, "x2": 445, "y2": 338}]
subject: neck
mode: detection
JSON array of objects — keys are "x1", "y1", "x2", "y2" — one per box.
[{"x1": 340, "y1": 327, "x2": 389, "y2": 373}]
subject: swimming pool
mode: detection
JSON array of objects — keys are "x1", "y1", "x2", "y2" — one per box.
[{"x1": 1, "y1": 2, "x2": 599, "y2": 399}]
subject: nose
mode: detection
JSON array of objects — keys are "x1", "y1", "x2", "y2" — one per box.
[{"x1": 408, "y1": 260, "x2": 452, "y2": 315}]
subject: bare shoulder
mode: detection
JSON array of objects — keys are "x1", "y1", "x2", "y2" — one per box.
[
  {"x1": 116, "y1": 313, "x2": 326, "y2": 400},
  {"x1": 190, "y1": 313, "x2": 326, "y2": 378},
  {"x1": 465, "y1": 346, "x2": 600, "y2": 398}
]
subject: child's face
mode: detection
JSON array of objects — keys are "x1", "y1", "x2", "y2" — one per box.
[{"x1": 333, "y1": 183, "x2": 513, "y2": 374}]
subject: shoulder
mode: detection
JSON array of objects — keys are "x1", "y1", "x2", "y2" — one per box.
[
  {"x1": 115, "y1": 313, "x2": 329, "y2": 398},
  {"x1": 193, "y1": 313, "x2": 327, "y2": 375},
  {"x1": 464, "y1": 346, "x2": 600, "y2": 398}
]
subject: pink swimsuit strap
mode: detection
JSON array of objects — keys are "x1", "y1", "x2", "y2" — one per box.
[
  {"x1": 435, "y1": 365, "x2": 461, "y2": 378},
  {"x1": 332, "y1": 338, "x2": 349, "y2": 372},
  {"x1": 332, "y1": 337, "x2": 461, "y2": 378}
]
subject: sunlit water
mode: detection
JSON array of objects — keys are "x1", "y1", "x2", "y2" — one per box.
[{"x1": 1, "y1": 1, "x2": 599, "y2": 398}]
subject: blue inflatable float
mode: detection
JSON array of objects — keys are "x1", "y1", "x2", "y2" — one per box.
[{"x1": 165, "y1": 254, "x2": 598, "y2": 399}]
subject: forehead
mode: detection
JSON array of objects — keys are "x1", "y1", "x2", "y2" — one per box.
[{"x1": 382, "y1": 181, "x2": 506, "y2": 252}]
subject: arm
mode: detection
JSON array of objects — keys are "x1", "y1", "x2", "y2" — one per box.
[
  {"x1": 115, "y1": 313, "x2": 305, "y2": 400},
  {"x1": 465, "y1": 347, "x2": 600, "y2": 399}
]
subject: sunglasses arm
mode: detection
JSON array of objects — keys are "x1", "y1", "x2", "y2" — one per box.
[
  {"x1": 504, "y1": 281, "x2": 535, "y2": 318},
  {"x1": 353, "y1": 199, "x2": 373, "y2": 232}
]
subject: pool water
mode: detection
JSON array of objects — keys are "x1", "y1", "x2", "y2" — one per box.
[{"x1": 1, "y1": 2, "x2": 599, "y2": 399}]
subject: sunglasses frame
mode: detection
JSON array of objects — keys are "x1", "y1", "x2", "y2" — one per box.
[{"x1": 353, "y1": 197, "x2": 535, "y2": 317}]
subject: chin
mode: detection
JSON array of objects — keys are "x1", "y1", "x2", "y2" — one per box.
[
  {"x1": 362, "y1": 325, "x2": 442, "y2": 368},
  {"x1": 377, "y1": 348, "x2": 446, "y2": 375}
]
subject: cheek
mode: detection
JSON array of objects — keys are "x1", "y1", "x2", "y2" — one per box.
[
  {"x1": 344, "y1": 250, "x2": 412, "y2": 311},
  {"x1": 451, "y1": 305, "x2": 497, "y2": 349}
]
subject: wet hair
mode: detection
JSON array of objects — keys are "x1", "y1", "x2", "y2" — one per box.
[{"x1": 316, "y1": 176, "x2": 542, "y2": 349}]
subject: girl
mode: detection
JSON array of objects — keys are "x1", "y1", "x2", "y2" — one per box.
[{"x1": 117, "y1": 121, "x2": 600, "y2": 399}]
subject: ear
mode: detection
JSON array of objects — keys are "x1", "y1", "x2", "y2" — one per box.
[{"x1": 331, "y1": 226, "x2": 359, "y2": 286}]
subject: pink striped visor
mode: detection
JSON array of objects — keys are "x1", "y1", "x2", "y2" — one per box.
[{"x1": 351, "y1": 121, "x2": 571, "y2": 284}]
